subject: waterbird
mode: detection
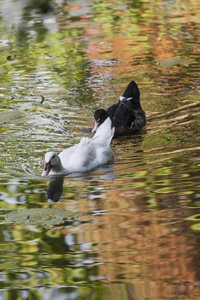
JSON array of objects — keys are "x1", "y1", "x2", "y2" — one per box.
[
  {"x1": 42, "y1": 117, "x2": 115, "y2": 176},
  {"x1": 92, "y1": 80, "x2": 146, "y2": 137}
]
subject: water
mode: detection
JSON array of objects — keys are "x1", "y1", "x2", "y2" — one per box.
[{"x1": 0, "y1": 0, "x2": 200, "y2": 299}]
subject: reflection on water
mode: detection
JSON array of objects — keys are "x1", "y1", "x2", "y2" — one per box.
[
  {"x1": 44, "y1": 176, "x2": 64, "y2": 202},
  {"x1": 0, "y1": 0, "x2": 200, "y2": 299},
  {"x1": 43, "y1": 165, "x2": 114, "y2": 203}
]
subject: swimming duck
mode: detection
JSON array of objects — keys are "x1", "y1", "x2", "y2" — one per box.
[
  {"x1": 42, "y1": 117, "x2": 115, "y2": 177},
  {"x1": 92, "y1": 80, "x2": 146, "y2": 137}
]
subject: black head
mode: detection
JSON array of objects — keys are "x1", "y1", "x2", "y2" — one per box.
[
  {"x1": 92, "y1": 109, "x2": 109, "y2": 133},
  {"x1": 94, "y1": 109, "x2": 108, "y2": 122}
]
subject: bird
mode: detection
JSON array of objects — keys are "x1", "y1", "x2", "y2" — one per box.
[
  {"x1": 92, "y1": 80, "x2": 146, "y2": 137},
  {"x1": 42, "y1": 117, "x2": 115, "y2": 177}
]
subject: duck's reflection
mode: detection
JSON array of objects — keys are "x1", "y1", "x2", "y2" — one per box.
[
  {"x1": 44, "y1": 165, "x2": 115, "y2": 203},
  {"x1": 43, "y1": 176, "x2": 64, "y2": 203}
]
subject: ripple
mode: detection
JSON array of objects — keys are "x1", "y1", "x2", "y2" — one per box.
[{"x1": 0, "y1": 1, "x2": 200, "y2": 299}]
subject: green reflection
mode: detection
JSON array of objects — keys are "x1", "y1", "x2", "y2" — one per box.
[{"x1": 0, "y1": 0, "x2": 200, "y2": 299}]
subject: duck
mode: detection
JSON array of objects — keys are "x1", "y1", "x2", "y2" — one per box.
[
  {"x1": 92, "y1": 80, "x2": 146, "y2": 137},
  {"x1": 42, "y1": 117, "x2": 115, "y2": 177}
]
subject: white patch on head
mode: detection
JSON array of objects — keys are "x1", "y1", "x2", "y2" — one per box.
[
  {"x1": 42, "y1": 152, "x2": 59, "y2": 177},
  {"x1": 45, "y1": 152, "x2": 57, "y2": 163},
  {"x1": 119, "y1": 96, "x2": 133, "y2": 101}
]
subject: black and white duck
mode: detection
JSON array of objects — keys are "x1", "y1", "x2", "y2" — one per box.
[{"x1": 92, "y1": 80, "x2": 146, "y2": 137}]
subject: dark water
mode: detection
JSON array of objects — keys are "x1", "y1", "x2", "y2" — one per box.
[{"x1": 0, "y1": 0, "x2": 200, "y2": 299}]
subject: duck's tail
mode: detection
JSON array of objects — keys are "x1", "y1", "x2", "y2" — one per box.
[
  {"x1": 90, "y1": 117, "x2": 115, "y2": 146},
  {"x1": 122, "y1": 80, "x2": 142, "y2": 110},
  {"x1": 123, "y1": 80, "x2": 140, "y2": 100}
]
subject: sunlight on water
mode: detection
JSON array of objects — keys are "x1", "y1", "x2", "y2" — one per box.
[{"x1": 0, "y1": 0, "x2": 199, "y2": 299}]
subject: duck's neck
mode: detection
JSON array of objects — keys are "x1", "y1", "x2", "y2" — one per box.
[{"x1": 51, "y1": 157, "x2": 66, "y2": 175}]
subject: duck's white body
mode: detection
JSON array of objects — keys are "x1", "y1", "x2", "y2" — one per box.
[{"x1": 42, "y1": 117, "x2": 115, "y2": 176}]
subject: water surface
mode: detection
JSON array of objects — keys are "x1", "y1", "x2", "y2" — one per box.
[{"x1": 0, "y1": 0, "x2": 200, "y2": 299}]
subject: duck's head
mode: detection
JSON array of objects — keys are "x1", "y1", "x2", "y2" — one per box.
[
  {"x1": 42, "y1": 152, "x2": 59, "y2": 177},
  {"x1": 92, "y1": 109, "x2": 109, "y2": 134}
]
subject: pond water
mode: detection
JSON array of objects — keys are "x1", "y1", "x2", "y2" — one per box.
[{"x1": 0, "y1": 0, "x2": 200, "y2": 299}]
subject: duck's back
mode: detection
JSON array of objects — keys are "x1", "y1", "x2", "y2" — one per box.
[
  {"x1": 105, "y1": 80, "x2": 146, "y2": 136},
  {"x1": 61, "y1": 138, "x2": 96, "y2": 173},
  {"x1": 59, "y1": 118, "x2": 114, "y2": 173},
  {"x1": 106, "y1": 80, "x2": 142, "y2": 127},
  {"x1": 112, "y1": 99, "x2": 135, "y2": 127}
]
